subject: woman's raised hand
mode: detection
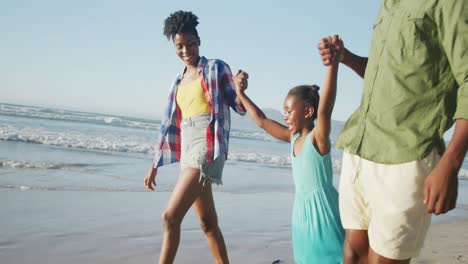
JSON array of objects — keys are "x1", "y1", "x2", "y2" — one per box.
[{"x1": 234, "y1": 70, "x2": 249, "y2": 95}]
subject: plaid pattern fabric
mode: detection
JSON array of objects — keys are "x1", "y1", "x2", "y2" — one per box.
[{"x1": 154, "y1": 56, "x2": 245, "y2": 168}]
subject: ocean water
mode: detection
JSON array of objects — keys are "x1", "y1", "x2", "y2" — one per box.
[
  {"x1": 0, "y1": 102, "x2": 467, "y2": 196},
  {"x1": 0, "y1": 103, "x2": 340, "y2": 194},
  {"x1": 1, "y1": 102, "x2": 467, "y2": 263},
  {"x1": 1, "y1": 103, "x2": 466, "y2": 193}
]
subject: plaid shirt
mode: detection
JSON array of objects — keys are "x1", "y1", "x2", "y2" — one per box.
[{"x1": 154, "y1": 56, "x2": 246, "y2": 168}]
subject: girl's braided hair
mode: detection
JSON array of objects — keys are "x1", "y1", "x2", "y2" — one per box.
[{"x1": 287, "y1": 85, "x2": 320, "y2": 120}]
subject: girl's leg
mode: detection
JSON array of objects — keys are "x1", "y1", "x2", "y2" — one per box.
[
  {"x1": 193, "y1": 183, "x2": 229, "y2": 264},
  {"x1": 158, "y1": 167, "x2": 206, "y2": 264}
]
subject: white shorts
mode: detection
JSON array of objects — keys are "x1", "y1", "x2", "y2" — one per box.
[
  {"x1": 180, "y1": 114, "x2": 225, "y2": 185},
  {"x1": 339, "y1": 149, "x2": 440, "y2": 260}
]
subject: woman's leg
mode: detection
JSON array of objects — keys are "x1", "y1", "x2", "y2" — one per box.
[
  {"x1": 158, "y1": 167, "x2": 206, "y2": 264},
  {"x1": 193, "y1": 183, "x2": 229, "y2": 264}
]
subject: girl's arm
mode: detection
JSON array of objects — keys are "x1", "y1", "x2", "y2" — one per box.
[
  {"x1": 234, "y1": 71, "x2": 291, "y2": 143},
  {"x1": 314, "y1": 36, "x2": 341, "y2": 155}
]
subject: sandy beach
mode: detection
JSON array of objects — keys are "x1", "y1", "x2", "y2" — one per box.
[
  {"x1": 1, "y1": 188, "x2": 467, "y2": 264},
  {"x1": 414, "y1": 215, "x2": 468, "y2": 264}
]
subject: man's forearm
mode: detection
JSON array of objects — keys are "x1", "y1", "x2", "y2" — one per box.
[
  {"x1": 443, "y1": 119, "x2": 468, "y2": 170},
  {"x1": 341, "y1": 48, "x2": 369, "y2": 79}
]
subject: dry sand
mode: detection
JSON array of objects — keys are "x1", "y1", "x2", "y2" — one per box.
[{"x1": 414, "y1": 217, "x2": 468, "y2": 264}]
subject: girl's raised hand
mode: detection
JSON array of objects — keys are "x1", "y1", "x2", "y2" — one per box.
[
  {"x1": 318, "y1": 37, "x2": 335, "y2": 66},
  {"x1": 318, "y1": 35, "x2": 345, "y2": 66},
  {"x1": 331, "y1": 35, "x2": 344, "y2": 64}
]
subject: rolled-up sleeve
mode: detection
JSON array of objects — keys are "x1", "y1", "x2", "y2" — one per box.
[
  {"x1": 219, "y1": 62, "x2": 246, "y2": 115},
  {"x1": 436, "y1": 1, "x2": 468, "y2": 120},
  {"x1": 455, "y1": 80, "x2": 468, "y2": 120}
]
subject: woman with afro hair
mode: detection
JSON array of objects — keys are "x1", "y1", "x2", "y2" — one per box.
[{"x1": 144, "y1": 10, "x2": 245, "y2": 263}]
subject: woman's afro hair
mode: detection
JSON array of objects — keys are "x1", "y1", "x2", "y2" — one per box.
[{"x1": 163, "y1": 11, "x2": 199, "y2": 40}]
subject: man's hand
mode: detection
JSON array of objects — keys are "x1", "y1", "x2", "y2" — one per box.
[
  {"x1": 318, "y1": 35, "x2": 345, "y2": 66},
  {"x1": 424, "y1": 119, "x2": 468, "y2": 215},
  {"x1": 424, "y1": 158, "x2": 459, "y2": 215},
  {"x1": 331, "y1": 35, "x2": 344, "y2": 64}
]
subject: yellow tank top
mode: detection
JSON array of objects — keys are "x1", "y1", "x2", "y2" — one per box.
[{"x1": 176, "y1": 78, "x2": 210, "y2": 119}]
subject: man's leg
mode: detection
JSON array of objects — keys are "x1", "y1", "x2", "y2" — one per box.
[
  {"x1": 343, "y1": 229, "x2": 369, "y2": 264},
  {"x1": 368, "y1": 248, "x2": 410, "y2": 264},
  {"x1": 363, "y1": 149, "x2": 440, "y2": 261},
  {"x1": 339, "y1": 152, "x2": 372, "y2": 264}
]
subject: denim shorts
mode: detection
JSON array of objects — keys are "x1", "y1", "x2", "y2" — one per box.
[{"x1": 180, "y1": 114, "x2": 225, "y2": 185}]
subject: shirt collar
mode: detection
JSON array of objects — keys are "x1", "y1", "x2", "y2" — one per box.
[{"x1": 177, "y1": 56, "x2": 207, "y2": 82}]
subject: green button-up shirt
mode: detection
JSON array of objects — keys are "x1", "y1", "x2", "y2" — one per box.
[{"x1": 336, "y1": 0, "x2": 468, "y2": 164}]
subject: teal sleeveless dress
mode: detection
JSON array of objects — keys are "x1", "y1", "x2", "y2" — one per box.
[{"x1": 291, "y1": 132, "x2": 344, "y2": 263}]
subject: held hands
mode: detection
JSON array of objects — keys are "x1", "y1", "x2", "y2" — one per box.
[
  {"x1": 318, "y1": 35, "x2": 345, "y2": 66},
  {"x1": 234, "y1": 70, "x2": 249, "y2": 95},
  {"x1": 144, "y1": 166, "x2": 158, "y2": 191}
]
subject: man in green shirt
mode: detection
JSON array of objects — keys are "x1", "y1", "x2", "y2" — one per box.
[{"x1": 318, "y1": 1, "x2": 468, "y2": 263}]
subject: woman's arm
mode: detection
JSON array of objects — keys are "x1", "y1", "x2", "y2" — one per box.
[
  {"x1": 234, "y1": 71, "x2": 290, "y2": 143},
  {"x1": 219, "y1": 61, "x2": 246, "y2": 115},
  {"x1": 144, "y1": 165, "x2": 158, "y2": 191}
]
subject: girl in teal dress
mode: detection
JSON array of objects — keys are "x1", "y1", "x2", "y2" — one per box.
[{"x1": 234, "y1": 36, "x2": 345, "y2": 263}]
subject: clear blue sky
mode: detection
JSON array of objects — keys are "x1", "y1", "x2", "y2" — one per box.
[{"x1": 0, "y1": 0, "x2": 381, "y2": 121}]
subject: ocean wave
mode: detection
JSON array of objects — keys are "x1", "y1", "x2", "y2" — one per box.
[
  {"x1": 0, "y1": 160, "x2": 95, "y2": 171},
  {"x1": 228, "y1": 152, "x2": 343, "y2": 173},
  {"x1": 0, "y1": 125, "x2": 282, "y2": 158},
  {"x1": 0, "y1": 125, "x2": 306, "y2": 168},
  {"x1": 459, "y1": 169, "x2": 468, "y2": 180},
  {"x1": 0, "y1": 104, "x2": 289, "y2": 143},
  {"x1": 228, "y1": 152, "x2": 291, "y2": 167},
  {"x1": 230, "y1": 130, "x2": 279, "y2": 142},
  {"x1": 1, "y1": 121, "x2": 466, "y2": 178},
  {"x1": 0, "y1": 184, "x2": 156, "y2": 192},
  {"x1": 0, "y1": 103, "x2": 160, "y2": 131},
  {"x1": 0, "y1": 125, "x2": 156, "y2": 154}
]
